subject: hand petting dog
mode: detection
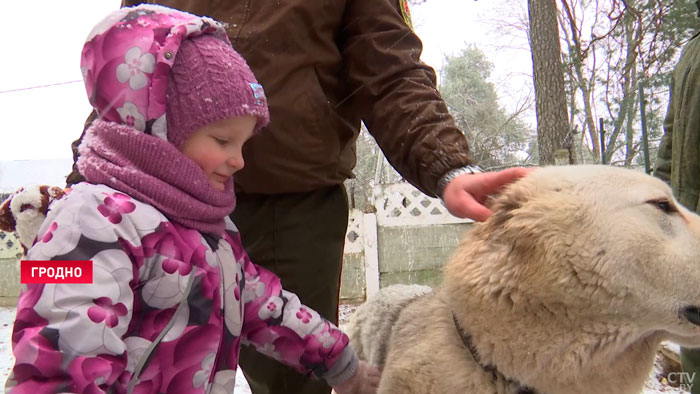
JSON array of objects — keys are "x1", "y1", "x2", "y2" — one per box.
[
  {"x1": 442, "y1": 167, "x2": 534, "y2": 222},
  {"x1": 333, "y1": 360, "x2": 381, "y2": 394}
]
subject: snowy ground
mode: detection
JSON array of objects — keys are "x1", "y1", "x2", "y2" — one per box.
[
  {"x1": 0, "y1": 305, "x2": 690, "y2": 393},
  {"x1": 0, "y1": 307, "x2": 12, "y2": 391}
]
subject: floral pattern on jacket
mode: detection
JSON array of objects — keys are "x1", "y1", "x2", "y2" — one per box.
[{"x1": 6, "y1": 183, "x2": 354, "y2": 393}]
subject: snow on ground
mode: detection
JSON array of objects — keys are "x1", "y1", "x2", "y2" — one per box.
[
  {"x1": 0, "y1": 305, "x2": 690, "y2": 393},
  {"x1": 0, "y1": 307, "x2": 13, "y2": 390}
]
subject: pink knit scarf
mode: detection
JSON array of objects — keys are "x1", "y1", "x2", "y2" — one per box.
[{"x1": 77, "y1": 119, "x2": 236, "y2": 235}]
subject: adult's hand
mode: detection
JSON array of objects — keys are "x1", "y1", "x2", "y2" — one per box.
[{"x1": 441, "y1": 167, "x2": 534, "y2": 222}]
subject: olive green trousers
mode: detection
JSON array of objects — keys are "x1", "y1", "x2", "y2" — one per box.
[{"x1": 681, "y1": 347, "x2": 700, "y2": 394}]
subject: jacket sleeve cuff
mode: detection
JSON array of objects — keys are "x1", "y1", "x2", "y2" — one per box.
[
  {"x1": 422, "y1": 152, "x2": 473, "y2": 197},
  {"x1": 321, "y1": 345, "x2": 359, "y2": 387}
]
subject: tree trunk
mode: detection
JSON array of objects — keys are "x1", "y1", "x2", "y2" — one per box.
[{"x1": 528, "y1": 0, "x2": 573, "y2": 165}]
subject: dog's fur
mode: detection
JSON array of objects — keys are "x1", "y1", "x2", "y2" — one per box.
[{"x1": 347, "y1": 165, "x2": 700, "y2": 394}]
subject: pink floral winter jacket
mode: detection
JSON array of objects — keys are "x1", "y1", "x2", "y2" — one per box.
[{"x1": 6, "y1": 183, "x2": 356, "y2": 393}]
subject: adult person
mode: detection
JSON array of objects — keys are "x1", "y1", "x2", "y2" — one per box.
[
  {"x1": 66, "y1": 1, "x2": 531, "y2": 393},
  {"x1": 654, "y1": 3, "x2": 700, "y2": 393}
]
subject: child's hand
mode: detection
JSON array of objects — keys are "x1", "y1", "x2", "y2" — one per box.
[{"x1": 333, "y1": 360, "x2": 381, "y2": 394}]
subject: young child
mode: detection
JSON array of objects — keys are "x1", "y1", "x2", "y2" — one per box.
[{"x1": 5, "y1": 5, "x2": 380, "y2": 394}]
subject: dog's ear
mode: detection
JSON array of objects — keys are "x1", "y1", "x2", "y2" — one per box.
[
  {"x1": 481, "y1": 179, "x2": 537, "y2": 230},
  {"x1": 476, "y1": 178, "x2": 582, "y2": 253},
  {"x1": 0, "y1": 193, "x2": 16, "y2": 232}
]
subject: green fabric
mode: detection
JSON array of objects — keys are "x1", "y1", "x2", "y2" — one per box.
[
  {"x1": 654, "y1": 31, "x2": 700, "y2": 213},
  {"x1": 681, "y1": 347, "x2": 700, "y2": 394},
  {"x1": 655, "y1": 31, "x2": 700, "y2": 392},
  {"x1": 230, "y1": 185, "x2": 349, "y2": 394}
]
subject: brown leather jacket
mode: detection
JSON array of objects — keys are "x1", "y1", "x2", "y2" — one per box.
[{"x1": 69, "y1": 0, "x2": 472, "y2": 196}]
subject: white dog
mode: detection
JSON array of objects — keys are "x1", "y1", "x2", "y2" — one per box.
[{"x1": 347, "y1": 165, "x2": 700, "y2": 394}]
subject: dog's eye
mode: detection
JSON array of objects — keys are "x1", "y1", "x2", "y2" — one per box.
[{"x1": 647, "y1": 199, "x2": 676, "y2": 214}]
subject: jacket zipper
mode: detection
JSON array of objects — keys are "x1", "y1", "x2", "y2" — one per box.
[{"x1": 207, "y1": 247, "x2": 228, "y2": 392}]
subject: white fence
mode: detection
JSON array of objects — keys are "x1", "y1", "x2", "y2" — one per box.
[
  {"x1": 0, "y1": 231, "x2": 21, "y2": 260},
  {"x1": 373, "y1": 183, "x2": 472, "y2": 226},
  {"x1": 341, "y1": 182, "x2": 472, "y2": 301}
]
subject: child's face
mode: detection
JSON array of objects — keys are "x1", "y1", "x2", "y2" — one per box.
[{"x1": 181, "y1": 116, "x2": 257, "y2": 191}]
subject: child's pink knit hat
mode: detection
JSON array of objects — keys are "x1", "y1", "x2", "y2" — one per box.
[
  {"x1": 81, "y1": 4, "x2": 270, "y2": 149},
  {"x1": 166, "y1": 35, "x2": 269, "y2": 149}
]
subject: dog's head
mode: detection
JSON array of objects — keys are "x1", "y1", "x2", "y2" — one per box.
[{"x1": 446, "y1": 165, "x2": 700, "y2": 341}]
